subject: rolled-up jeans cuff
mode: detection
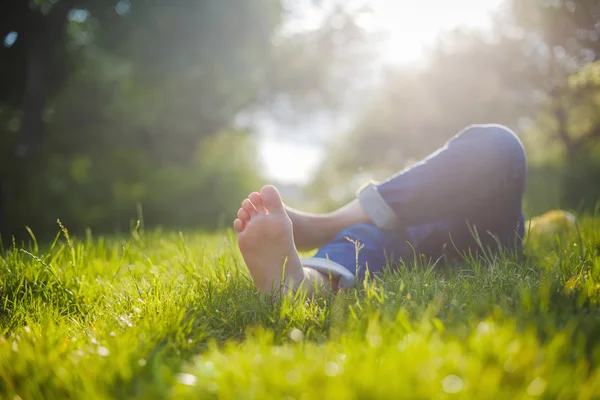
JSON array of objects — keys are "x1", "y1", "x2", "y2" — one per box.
[
  {"x1": 300, "y1": 258, "x2": 356, "y2": 289},
  {"x1": 357, "y1": 182, "x2": 400, "y2": 230}
]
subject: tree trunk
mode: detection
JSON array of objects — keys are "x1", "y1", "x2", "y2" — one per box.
[{"x1": 17, "y1": 1, "x2": 74, "y2": 157}]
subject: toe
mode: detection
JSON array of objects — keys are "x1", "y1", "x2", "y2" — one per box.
[
  {"x1": 237, "y1": 208, "x2": 250, "y2": 223},
  {"x1": 249, "y1": 192, "x2": 265, "y2": 214},
  {"x1": 260, "y1": 185, "x2": 285, "y2": 214},
  {"x1": 233, "y1": 219, "x2": 245, "y2": 233},
  {"x1": 242, "y1": 199, "x2": 257, "y2": 215}
]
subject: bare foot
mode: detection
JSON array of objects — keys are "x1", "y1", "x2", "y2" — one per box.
[{"x1": 233, "y1": 185, "x2": 307, "y2": 294}]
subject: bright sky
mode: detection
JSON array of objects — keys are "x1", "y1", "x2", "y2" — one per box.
[{"x1": 260, "y1": 0, "x2": 505, "y2": 185}]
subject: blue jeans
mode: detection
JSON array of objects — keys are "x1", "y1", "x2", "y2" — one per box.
[{"x1": 302, "y1": 124, "x2": 527, "y2": 288}]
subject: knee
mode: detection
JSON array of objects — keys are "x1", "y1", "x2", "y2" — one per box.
[
  {"x1": 459, "y1": 124, "x2": 526, "y2": 182},
  {"x1": 461, "y1": 124, "x2": 525, "y2": 160}
]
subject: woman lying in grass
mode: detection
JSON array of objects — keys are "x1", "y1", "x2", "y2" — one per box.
[{"x1": 233, "y1": 124, "x2": 527, "y2": 295}]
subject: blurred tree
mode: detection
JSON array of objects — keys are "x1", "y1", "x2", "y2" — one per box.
[
  {"x1": 511, "y1": 0, "x2": 600, "y2": 211},
  {"x1": 309, "y1": 0, "x2": 600, "y2": 214},
  {"x1": 0, "y1": 0, "x2": 371, "y2": 237},
  {"x1": 0, "y1": 0, "x2": 73, "y2": 156},
  {"x1": 507, "y1": 0, "x2": 600, "y2": 158}
]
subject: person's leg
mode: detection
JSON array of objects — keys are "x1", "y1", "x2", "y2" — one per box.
[
  {"x1": 287, "y1": 199, "x2": 371, "y2": 252},
  {"x1": 290, "y1": 124, "x2": 526, "y2": 253},
  {"x1": 233, "y1": 185, "x2": 396, "y2": 294},
  {"x1": 362, "y1": 124, "x2": 527, "y2": 256},
  {"x1": 300, "y1": 223, "x2": 410, "y2": 289},
  {"x1": 235, "y1": 124, "x2": 526, "y2": 294},
  {"x1": 299, "y1": 124, "x2": 527, "y2": 285}
]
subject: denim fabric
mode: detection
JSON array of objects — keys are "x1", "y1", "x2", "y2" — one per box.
[{"x1": 312, "y1": 124, "x2": 527, "y2": 281}]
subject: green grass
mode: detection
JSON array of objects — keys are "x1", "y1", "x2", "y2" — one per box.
[{"x1": 1, "y1": 217, "x2": 600, "y2": 399}]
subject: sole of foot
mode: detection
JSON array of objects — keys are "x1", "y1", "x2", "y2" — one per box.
[{"x1": 233, "y1": 185, "x2": 306, "y2": 294}]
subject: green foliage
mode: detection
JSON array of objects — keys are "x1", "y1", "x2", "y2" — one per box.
[
  {"x1": 310, "y1": 0, "x2": 600, "y2": 213},
  {"x1": 561, "y1": 152, "x2": 600, "y2": 212},
  {"x1": 0, "y1": 0, "x2": 372, "y2": 238},
  {"x1": 0, "y1": 216, "x2": 599, "y2": 398},
  {"x1": 570, "y1": 61, "x2": 600, "y2": 89},
  {"x1": 523, "y1": 165, "x2": 565, "y2": 216},
  {"x1": 3, "y1": 129, "x2": 260, "y2": 238}
]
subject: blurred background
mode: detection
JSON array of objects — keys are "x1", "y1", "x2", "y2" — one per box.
[{"x1": 1, "y1": 0, "x2": 599, "y2": 239}]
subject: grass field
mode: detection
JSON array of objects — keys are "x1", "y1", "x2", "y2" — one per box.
[{"x1": 1, "y1": 216, "x2": 600, "y2": 399}]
